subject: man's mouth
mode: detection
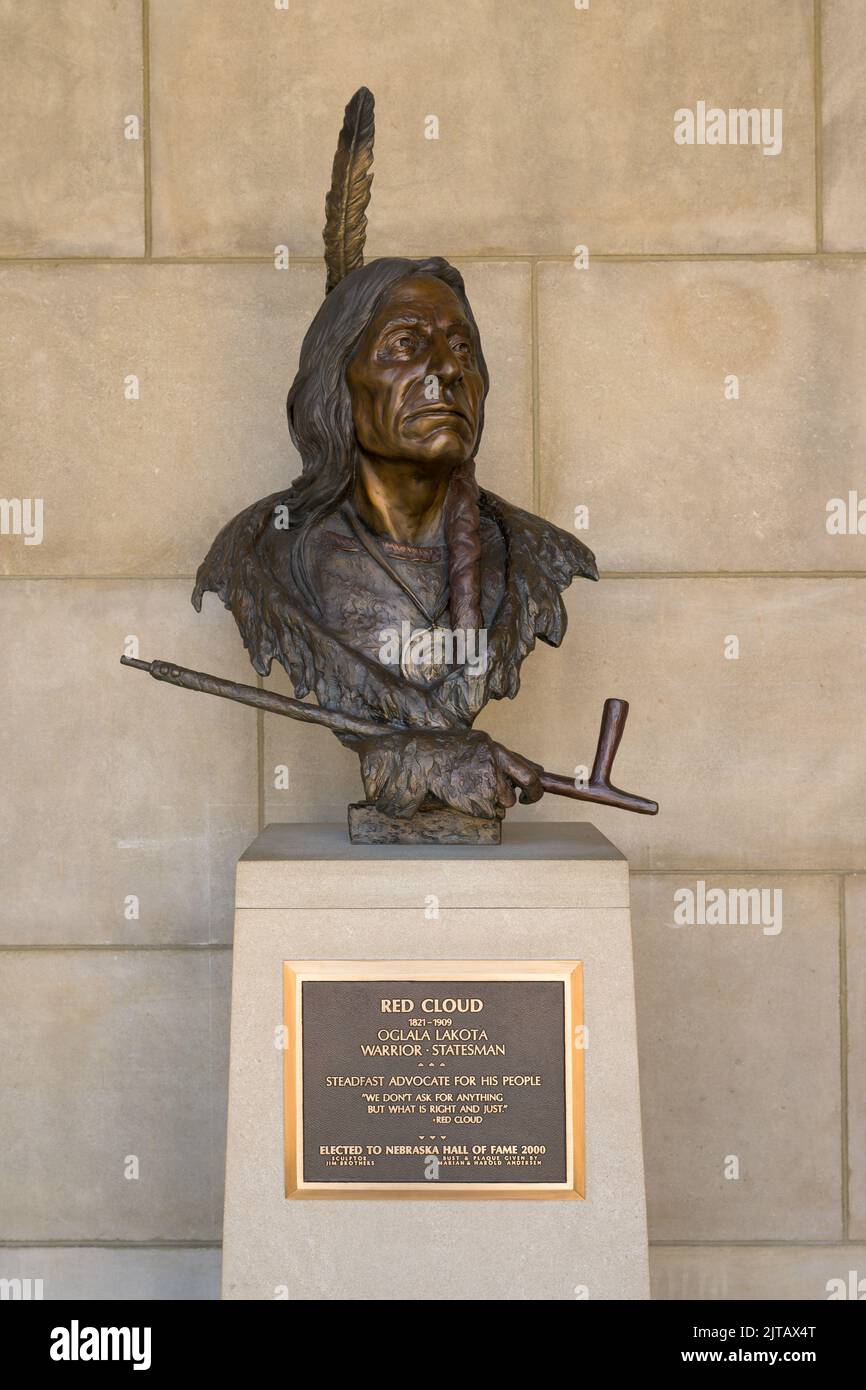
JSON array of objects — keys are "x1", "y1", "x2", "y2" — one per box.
[{"x1": 405, "y1": 404, "x2": 470, "y2": 424}]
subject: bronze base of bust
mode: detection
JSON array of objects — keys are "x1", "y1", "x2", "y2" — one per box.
[{"x1": 347, "y1": 800, "x2": 501, "y2": 845}]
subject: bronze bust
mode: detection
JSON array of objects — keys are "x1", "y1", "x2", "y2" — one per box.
[{"x1": 124, "y1": 89, "x2": 656, "y2": 841}]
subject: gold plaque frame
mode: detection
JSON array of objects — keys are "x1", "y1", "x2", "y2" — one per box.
[{"x1": 283, "y1": 959, "x2": 585, "y2": 1200}]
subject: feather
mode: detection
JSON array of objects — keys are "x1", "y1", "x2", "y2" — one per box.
[{"x1": 323, "y1": 87, "x2": 375, "y2": 294}]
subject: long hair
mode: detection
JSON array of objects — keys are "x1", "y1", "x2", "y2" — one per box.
[{"x1": 284, "y1": 257, "x2": 488, "y2": 628}]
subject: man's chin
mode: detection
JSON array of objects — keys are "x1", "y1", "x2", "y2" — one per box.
[{"x1": 400, "y1": 426, "x2": 475, "y2": 466}]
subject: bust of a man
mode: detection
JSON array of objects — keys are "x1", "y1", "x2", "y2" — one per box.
[
  {"x1": 191, "y1": 92, "x2": 597, "y2": 825},
  {"x1": 193, "y1": 250, "x2": 596, "y2": 821}
]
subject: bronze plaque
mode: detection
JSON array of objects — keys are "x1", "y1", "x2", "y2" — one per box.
[{"x1": 283, "y1": 960, "x2": 584, "y2": 1200}]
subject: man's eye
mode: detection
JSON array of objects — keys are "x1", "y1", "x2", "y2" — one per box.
[
  {"x1": 451, "y1": 339, "x2": 473, "y2": 358},
  {"x1": 388, "y1": 333, "x2": 417, "y2": 353}
]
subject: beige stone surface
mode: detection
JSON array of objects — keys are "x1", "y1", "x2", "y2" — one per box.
[
  {"x1": 149, "y1": 0, "x2": 814, "y2": 257},
  {"x1": 0, "y1": 1246, "x2": 220, "y2": 1300},
  {"x1": 652, "y1": 1245, "x2": 866, "y2": 1300},
  {"x1": 224, "y1": 895, "x2": 648, "y2": 1299},
  {"x1": 822, "y1": 1, "x2": 866, "y2": 250},
  {"x1": 0, "y1": 264, "x2": 318, "y2": 577},
  {"x1": 539, "y1": 260, "x2": 866, "y2": 572},
  {"x1": 845, "y1": 875, "x2": 866, "y2": 1238},
  {"x1": 0, "y1": 260, "x2": 529, "y2": 577},
  {"x1": 632, "y1": 874, "x2": 841, "y2": 1241},
  {"x1": 0, "y1": 0, "x2": 144, "y2": 255},
  {"x1": 236, "y1": 822, "x2": 627, "y2": 910},
  {"x1": 0, "y1": 581, "x2": 258, "y2": 944},
  {"x1": 263, "y1": 689, "x2": 359, "y2": 827},
  {"x1": 0, "y1": 950, "x2": 230, "y2": 1240},
  {"x1": 265, "y1": 577, "x2": 866, "y2": 871}
]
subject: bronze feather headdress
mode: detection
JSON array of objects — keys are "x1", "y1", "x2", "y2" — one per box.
[{"x1": 323, "y1": 87, "x2": 375, "y2": 294}]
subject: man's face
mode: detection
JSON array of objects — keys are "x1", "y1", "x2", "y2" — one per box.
[{"x1": 346, "y1": 275, "x2": 484, "y2": 470}]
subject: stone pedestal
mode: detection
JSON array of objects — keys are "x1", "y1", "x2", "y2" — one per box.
[{"x1": 221, "y1": 822, "x2": 649, "y2": 1300}]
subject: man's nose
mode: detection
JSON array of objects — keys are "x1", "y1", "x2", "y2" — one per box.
[{"x1": 427, "y1": 330, "x2": 463, "y2": 385}]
